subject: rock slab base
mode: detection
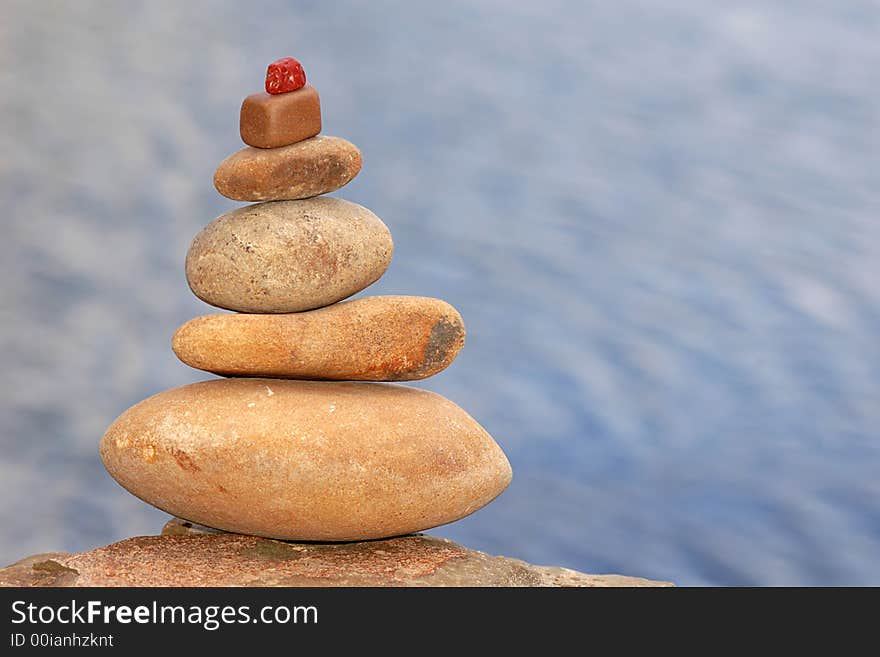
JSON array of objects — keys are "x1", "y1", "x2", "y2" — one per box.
[{"x1": 0, "y1": 519, "x2": 672, "y2": 587}]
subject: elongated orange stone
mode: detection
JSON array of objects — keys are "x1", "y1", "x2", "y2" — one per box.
[
  {"x1": 172, "y1": 296, "x2": 466, "y2": 381},
  {"x1": 240, "y1": 85, "x2": 321, "y2": 148}
]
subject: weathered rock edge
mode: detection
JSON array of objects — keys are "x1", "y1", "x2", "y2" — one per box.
[{"x1": 0, "y1": 519, "x2": 672, "y2": 587}]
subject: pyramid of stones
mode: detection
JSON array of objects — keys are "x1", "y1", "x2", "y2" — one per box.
[{"x1": 100, "y1": 58, "x2": 512, "y2": 542}]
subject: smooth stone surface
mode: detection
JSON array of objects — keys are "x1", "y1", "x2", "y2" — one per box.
[
  {"x1": 240, "y1": 85, "x2": 321, "y2": 149},
  {"x1": 172, "y1": 296, "x2": 465, "y2": 381},
  {"x1": 186, "y1": 198, "x2": 393, "y2": 313},
  {"x1": 0, "y1": 530, "x2": 673, "y2": 587},
  {"x1": 214, "y1": 136, "x2": 362, "y2": 202},
  {"x1": 100, "y1": 379, "x2": 512, "y2": 541}
]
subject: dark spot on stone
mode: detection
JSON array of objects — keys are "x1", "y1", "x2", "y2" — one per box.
[
  {"x1": 30, "y1": 560, "x2": 80, "y2": 586},
  {"x1": 32, "y1": 560, "x2": 79, "y2": 576},
  {"x1": 415, "y1": 316, "x2": 465, "y2": 377},
  {"x1": 169, "y1": 448, "x2": 200, "y2": 473},
  {"x1": 216, "y1": 483, "x2": 228, "y2": 493},
  {"x1": 229, "y1": 232, "x2": 255, "y2": 253}
]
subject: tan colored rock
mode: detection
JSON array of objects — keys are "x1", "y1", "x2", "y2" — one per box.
[
  {"x1": 172, "y1": 296, "x2": 465, "y2": 381},
  {"x1": 100, "y1": 379, "x2": 511, "y2": 541},
  {"x1": 1, "y1": 530, "x2": 673, "y2": 587},
  {"x1": 185, "y1": 197, "x2": 393, "y2": 313},
  {"x1": 240, "y1": 86, "x2": 322, "y2": 149},
  {"x1": 214, "y1": 136, "x2": 362, "y2": 202}
]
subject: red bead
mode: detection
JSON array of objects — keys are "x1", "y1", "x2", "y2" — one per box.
[{"x1": 265, "y1": 57, "x2": 307, "y2": 95}]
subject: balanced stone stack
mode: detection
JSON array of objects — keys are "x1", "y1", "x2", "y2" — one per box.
[{"x1": 100, "y1": 58, "x2": 513, "y2": 543}]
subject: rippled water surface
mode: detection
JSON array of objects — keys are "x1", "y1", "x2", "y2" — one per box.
[{"x1": 1, "y1": 1, "x2": 879, "y2": 585}]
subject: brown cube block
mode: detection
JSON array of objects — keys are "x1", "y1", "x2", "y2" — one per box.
[{"x1": 240, "y1": 85, "x2": 322, "y2": 149}]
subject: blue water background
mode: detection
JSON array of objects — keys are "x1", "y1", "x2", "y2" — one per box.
[{"x1": 1, "y1": 1, "x2": 879, "y2": 585}]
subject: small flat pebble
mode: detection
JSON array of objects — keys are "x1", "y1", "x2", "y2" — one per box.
[{"x1": 214, "y1": 136, "x2": 362, "y2": 202}]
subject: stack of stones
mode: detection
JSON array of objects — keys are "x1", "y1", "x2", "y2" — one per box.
[{"x1": 100, "y1": 58, "x2": 512, "y2": 543}]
